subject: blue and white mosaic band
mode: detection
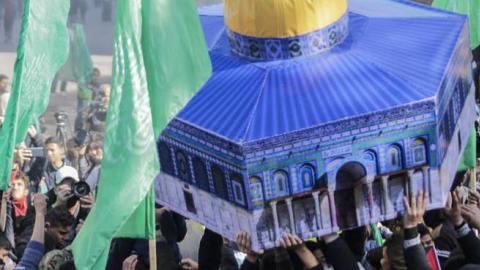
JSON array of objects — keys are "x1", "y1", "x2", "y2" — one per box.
[{"x1": 227, "y1": 13, "x2": 349, "y2": 61}]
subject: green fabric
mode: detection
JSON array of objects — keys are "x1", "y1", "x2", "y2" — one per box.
[
  {"x1": 370, "y1": 224, "x2": 385, "y2": 247},
  {"x1": 432, "y1": 0, "x2": 480, "y2": 48},
  {"x1": 77, "y1": 86, "x2": 93, "y2": 101},
  {"x1": 71, "y1": 0, "x2": 211, "y2": 269},
  {"x1": 458, "y1": 127, "x2": 477, "y2": 171},
  {"x1": 0, "y1": 0, "x2": 70, "y2": 190},
  {"x1": 58, "y1": 23, "x2": 94, "y2": 85},
  {"x1": 141, "y1": 0, "x2": 212, "y2": 137}
]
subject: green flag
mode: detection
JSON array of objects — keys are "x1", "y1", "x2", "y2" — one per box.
[
  {"x1": 71, "y1": 0, "x2": 211, "y2": 268},
  {"x1": 458, "y1": 127, "x2": 477, "y2": 171},
  {"x1": 58, "y1": 23, "x2": 94, "y2": 85},
  {"x1": 141, "y1": 0, "x2": 212, "y2": 137},
  {"x1": 0, "y1": 0, "x2": 70, "y2": 190},
  {"x1": 432, "y1": 0, "x2": 480, "y2": 48},
  {"x1": 370, "y1": 224, "x2": 385, "y2": 247}
]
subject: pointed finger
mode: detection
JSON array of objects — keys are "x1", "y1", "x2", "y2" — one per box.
[
  {"x1": 246, "y1": 234, "x2": 252, "y2": 250},
  {"x1": 403, "y1": 196, "x2": 411, "y2": 213},
  {"x1": 446, "y1": 193, "x2": 452, "y2": 210},
  {"x1": 422, "y1": 192, "x2": 428, "y2": 211},
  {"x1": 453, "y1": 190, "x2": 461, "y2": 207},
  {"x1": 279, "y1": 238, "x2": 286, "y2": 249},
  {"x1": 293, "y1": 235, "x2": 302, "y2": 246},
  {"x1": 411, "y1": 192, "x2": 417, "y2": 211}
]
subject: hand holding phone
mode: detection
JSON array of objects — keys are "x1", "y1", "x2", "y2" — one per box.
[{"x1": 29, "y1": 147, "x2": 45, "y2": 158}]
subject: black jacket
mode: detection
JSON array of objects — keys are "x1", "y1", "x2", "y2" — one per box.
[{"x1": 403, "y1": 228, "x2": 431, "y2": 270}]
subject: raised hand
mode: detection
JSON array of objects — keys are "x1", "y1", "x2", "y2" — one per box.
[
  {"x1": 279, "y1": 233, "x2": 319, "y2": 269},
  {"x1": 236, "y1": 231, "x2": 262, "y2": 263},
  {"x1": 122, "y1": 255, "x2": 138, "y2": 270},
  {"x1": 468, "y1": 189, "x2": 480, "y2": 208},
  {"x1": 461, "y1": 204, "x2": 480, "y2": 230},
  {"x1": 403, "y1": 192, "x2": 428, "y2": 229},
  {"x1": 33, "y1": 193, "x2": 48, "y2": 216},
  {"x1": 180, "y1": 258, "x2": 199, "y2": 270},
  {"x1": 445, "y1": 188, "x2": 464, "y2": 226},
  {"x1": 279, "y1": 233, "x2": 303, "y2": 250}
]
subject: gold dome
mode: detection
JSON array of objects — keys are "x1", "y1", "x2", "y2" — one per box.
[{"x1": 225, "y1": 0, "x2": 348, "y2": 38}]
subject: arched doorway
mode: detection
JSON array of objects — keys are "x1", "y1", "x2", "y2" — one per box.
[{"x1": 334, "y1": 162, "x2": 366, "y2": 229}]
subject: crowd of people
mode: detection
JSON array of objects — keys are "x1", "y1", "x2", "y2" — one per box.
[{"x1": 0, "y1": 66, "x2": 111, "y2": 269}]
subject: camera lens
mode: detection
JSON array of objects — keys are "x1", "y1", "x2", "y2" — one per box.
[{"x1": 72, "y1": 182, "x2": 91, "y2": 197}]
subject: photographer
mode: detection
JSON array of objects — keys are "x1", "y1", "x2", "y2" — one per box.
[
  {"x1": 50, "y1": 166, "x2": 94, "y2": 245},
  {"x1": 75, "y1": 68, "x2": 101, "y2": 131},
  {"x1": 83, "y1": 84, "x2": 110, "y2": 134}
]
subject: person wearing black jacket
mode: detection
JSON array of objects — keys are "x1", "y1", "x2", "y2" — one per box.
[{"x1": 445, "y1": 188, "x2": 480, "y2": 269}]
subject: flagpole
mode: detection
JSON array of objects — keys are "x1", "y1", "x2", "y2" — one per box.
[{"x1": 149, "y1": 239, "x2": 157, "y2": 270}]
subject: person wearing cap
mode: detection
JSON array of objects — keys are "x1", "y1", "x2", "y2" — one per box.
[
  {"x1": 50, "y1": 166, "x2": 95, "y2": 246},
  {"x1": 49, "y1": 166, "x2": 80, "y2": 211}
]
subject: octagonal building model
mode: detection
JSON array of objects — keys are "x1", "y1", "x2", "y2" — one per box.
[{"x1": 155, "y1": 0, "x2": 476, "y2": 250}]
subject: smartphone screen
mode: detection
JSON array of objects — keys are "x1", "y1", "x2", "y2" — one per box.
[{"x1": 29, "y1": 147, "x2": 45, "y2": 157}]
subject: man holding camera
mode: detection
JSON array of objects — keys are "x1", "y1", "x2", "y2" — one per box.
[{"x1": 50, "y1": 166, "x2": 94, "y2": 245}]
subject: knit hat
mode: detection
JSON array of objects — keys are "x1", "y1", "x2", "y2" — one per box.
[{"x1": 55, "y1": 166, "x2": 79, "y2": 185}]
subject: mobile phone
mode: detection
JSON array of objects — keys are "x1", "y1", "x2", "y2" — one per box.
[{"x1": 29, "y1": 147, "x2": 45, "y2": 157}]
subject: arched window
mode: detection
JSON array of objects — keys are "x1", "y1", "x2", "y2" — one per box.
[
  {"x1": 300, "y1": 164, "x2": 315, "y2": 189},
  {"x1": 230, "y1": 173, "x2": 245, "y2": 205},
  {"x1": 249, "y1": 176, "x2": 264, "y2": 207},
  {"x1": 273, "y1": 170, "x2": 289, "y2": 197},
  {"x1": 363, "y1": 150, "x2": 376, "y2": 161},
  {"x1": 387, "y1": 145, "x2": 402, "y2": 170},
  {"x1": 412, "y1": 139, "x2": 427, "y2": 165},
  {"x1": 363, "y1": 150, "x2": 378, "y2": 172},
  {"x1": 175, "y1": 150, "x2": 190, "y2": 181},
  {"x1": 193, "y1": 157, "x2": 209, "y2": 191},
  {"x1": 158, "y1": 142, "x2": 174, "y2": 175},
  {"x1": 212, "y1": 165, "x2": 227, "y2": 199}
]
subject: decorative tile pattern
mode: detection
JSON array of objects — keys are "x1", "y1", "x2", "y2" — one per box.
[{"x1": 227, "y1": 14, "x2": 349, "y2": 61}]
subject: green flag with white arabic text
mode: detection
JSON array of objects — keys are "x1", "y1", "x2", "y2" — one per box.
[
  {"x1": 0, "y1": 0, "x2": 70, "y2": 190},
  {"x1": 71, "y1": 0, "x2": 211, "y2": 269}
]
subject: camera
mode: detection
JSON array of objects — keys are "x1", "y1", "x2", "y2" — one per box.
[
  {"x1": 54, "y1": 112, "x2": 68, "y2": 127},
  {"x1": 72, "y1": 181, "x2": 91, "y2": 197},
  {"x1": 66, "y1": 181, "x2": 91, "y2": 208}
]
